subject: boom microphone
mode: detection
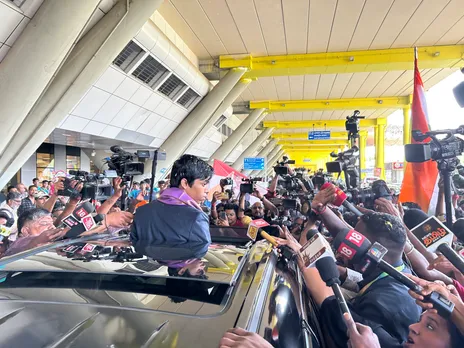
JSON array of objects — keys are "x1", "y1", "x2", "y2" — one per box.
[
  {"x1": 321, "y1": 183, "x2": 363, "y2": 217},
  {"x1": 333, "y1": 229, "x2": 455, "y2": 317},
  {"x1": 316, "y1": 257, "x2": 351, "y2": 315}
]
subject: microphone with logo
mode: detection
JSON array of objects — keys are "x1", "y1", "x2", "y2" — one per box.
[
  {"x1": 320, "y1": 183, "x2": 363, "y2": 217},
  {"x1": 410, "y1": 215, "x2": 464, "y2": 274},
  {"x1": 62, "y1": 202, "x2": 104, "y2": 238},
  {"x1": 333, "y1": 229, "x2": 455, "y2": 317}
]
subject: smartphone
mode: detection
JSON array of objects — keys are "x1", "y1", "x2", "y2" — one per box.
[{"x1": 219, "y1": 211, "x2": 227, "y2": 220}]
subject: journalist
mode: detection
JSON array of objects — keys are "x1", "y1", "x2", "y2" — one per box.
[{"x1": 131, "y1": 155, "x2": 213, "y2": 259}]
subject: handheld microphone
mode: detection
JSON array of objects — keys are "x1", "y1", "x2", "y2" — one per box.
[
  {"x1": 260, "y1": 231, "x2": 294, "y2": 260},
  {"x1": 65, "y1": 214, "x2": 104, "y2": 238},
  {"x1": 321, "y1": 183, "x2": 363, "y2": 217},
  {"x1": 411, "y1": 215, "x2": 464, "y2": 274},
  {"x1": 299, "y1": 232, "x2": 335, "y2": 268},
  {"x1": 316, "y1": 257, "x2": 351, "y2": 315},
  {"x1": 62, "y1": 202, "x2": 95, "y2": 228},
  {"x1": 333, "y1": 229, "x2": 455, "y2": 317}
]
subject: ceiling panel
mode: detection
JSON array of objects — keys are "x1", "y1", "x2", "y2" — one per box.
[
  {"x1": 197, "y1": 0, "x2": 247, "y2": 55},
  {"x1": 414, "y1": 0, "x2": 464, "y2": 46},
  {"x1": 423, "y1": 68, "x2": 457, "y2": 90},
  {"x1": 367, "y1": 71, "x2": 404, "y2": 97},
  {"x1": 274, "y1": 76, "x2": 291, "y2": 100},
  {"x1": 247, "y1": 80, "x2": 267, "y2": 100},
  {"x1": 315, "y1": 74, "x2": 336, "y2": 99},
  {"x1": 392, "y1": 0, "x2": 450, "y2": 48},
  {"x1": 329, "y1": 73, "x2": 353, "y2": 99},
  {"x1": 348, "y1": 0, "x2": 394, "y2": 50},
  {"x1": 170, "y1": 0, "x2": 227, "y2": 56},
  {"x1": 282, "y1": 0, "x2": 310, "y2": 54},
  {"x1": 254, "y1": 0, "x2": 287, "y2": 55},
  {"x1": 225, "y1": 0, "x2": 268, "y2": 56},
  {"x1": 289, "y1": 75, "x2": 305, "y2": 100},
  {"x1": 354, "y1": 72, "x2": 388, "y2": 97},
  {"x1": 341, "y1": 72, "x2": 370, "y2": 98},
  {"x1": 369, "y1": 0, "x2": 422, "y2": 49},
  {"x1": 330, "y1": 109, "x2": 346, "y2": 120},
  {"x1": 307, "y1": 0, "x2": 337, "y2": 53},
  {"x1": 157, "y1": 1, "x2": 211, "y2": 58},
  {"x1": 436, "y1": 15, "x2": 464, "y2": 45},
  {"x1": 303, "y1": 75, "x2": 320, "y2": 99},
  {"x1": 327, "y1": 0, "x2": 365, "y2": 52},
  {"x1": 381, "y1": 71, "x2": 412, "y2": 96},
  {"x1": 258, "y1": 77, "x2": 279, "y2": 100}
]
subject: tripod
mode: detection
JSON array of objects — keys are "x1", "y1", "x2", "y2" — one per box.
[{"x1": 437, "y1": 157, "x2": 460, "y2": 229}]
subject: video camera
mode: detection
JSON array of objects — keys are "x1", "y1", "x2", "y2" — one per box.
[
  {"x1": 326, "y1": 146, "x2": 360, "y2": 189},
  {"x1": 240, "y1": 177, "x2": 263, "y2": 194},
  {"x1": 405, "y1": 127, "x2": 464, "y2": 163},
  {"x1": 274, "y1": 156, "x2": 295, "y2": 176},
  {"x1": 105, "y1": 145, "x2": 145, "y2": 178},
  {"x1": 57, "y1": 170, "x2": 113, "y2": 201},
  {"x1": 345, "y1": 110, "x2": 365, "y2": 142},
  {"x1": 344, "y1": 179, "x2": 392, "y2": 210}
]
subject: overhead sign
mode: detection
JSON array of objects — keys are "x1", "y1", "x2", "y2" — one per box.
[
  {"x1": 308, "y1": 131, "x2": 331, "y2": 140},
  {"x1": 303, "y1": 158, "x2": 312, "y2": 162},
  {"x1": 244, "y1": 157, "x2": 265, "y2": 170},
  {"x1": 392, "y1": 161, "x2": 404, "y2": 170}
]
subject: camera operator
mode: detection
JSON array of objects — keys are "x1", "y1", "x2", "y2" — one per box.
[{"x1": 131, "y1": 155, "x2": 213, "y2": 258}]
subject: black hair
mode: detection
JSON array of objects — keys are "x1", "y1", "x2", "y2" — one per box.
[
  {"x1": 448, "y1": 319, "x2": 464, "y2": 347},
  {"x1": 17, "y1": 208, "x2": 50, "y2": 235},
  {"x1": 403, "y1": 208, "x2": 429, "y2": 230},
  {"x1": 158, "y1": 180, "x2": 166, "y2": 185},
  {"x1": 6, "y1": 185, "x2": 15, "y2": 192},
  {"x1": 28, "y1": 185, "x2": 36, "y2": 191},
  {"x1": 6, "y1": 191, "x2": 21, "y2": 201},
  {"x1": 360, "y1": 212, "x2": 406, "y2": 253},
  {"x1": 32, "y1": 178, "x2": 39, "y2": 182},
  {"x1": 170, "y1": 154, "x2": 213, "y2": 188},
  {"x1": 223, "y1": 203, "x2": 239, "y2": 216},
  {"x1": 402, "y1": 202, "x2": 422, "y2": 210},
  {"x1": 459, "y1": 200, "x2": 464, "y2": 207},
  {"x1": 343, "y1": 212, "x2": 358, "y2": 228},
  {"x1": 453, "y1": 218, "x2": 464, "y2": 243}
]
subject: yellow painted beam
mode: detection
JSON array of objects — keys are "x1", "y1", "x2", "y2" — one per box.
[
  {"x1": 278, "y1": 139, "x2": 349, "y2": 146},
  {"x1": 251, "y1": 96, "x2": 410, "y2": 112},
  {"x1": 219, "y1": 45, "x2": 464, "y2": 78},
  {"x1": 264, "y1": 119, "x2": 383, "y2": 129},
  {"x1": 272, "y1": 131, "x2": 367, "y2": 139}
]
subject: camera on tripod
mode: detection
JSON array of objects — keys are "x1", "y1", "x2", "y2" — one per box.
[
  {"x1": 326, "y1": 146, "x2": 360, "y2": 189},
  {"x1": 345, "y1": 110, "x2": 365, "y2": 142},
  {"x1": 105, "y1": 145, "x2": 145, "y2": 178}
]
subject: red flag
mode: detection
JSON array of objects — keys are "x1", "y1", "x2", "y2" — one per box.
[{"x1": 399, "y1": 50, "x2": 439, "y2": 213}]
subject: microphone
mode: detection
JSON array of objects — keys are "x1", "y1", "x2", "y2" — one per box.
[
  {"x1": 299, "y1": 232, "x2": 335, "y2": 268},
  {"x1": 65, "y1": 214, "x2": 104, "y2": 238},
  {"x1": 62, "y1": 202, "x2": 95, "y2": 228},
  {"x1": 316, "y1": 257, "x2": 351, "y2": 315},
  {"x1": 321, "y1": 183, "x2": 363, "y2": 217},
  {"x1": 260, "y1": 231, "x2": 294, "y2": 260},
  {"x1": 410, "y1": 215, "x2": 464, "y2": 274},
  {"x1": 333, "y1": 229, "x2": 455, "y2": 317}
]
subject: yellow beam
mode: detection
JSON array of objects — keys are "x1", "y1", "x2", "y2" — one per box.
[
  {"x1": 272, "y1": 131, "x2": 368, "y2": 139},
  {"x1": 264, "y1": 119, "x2": 384, "y2": 129},
  {"x1": 251, "y1": 96, "x2": 410, "y2": 112},
  {"x1": 219, "y1": 45, "x2": 464, "y2": 78},
  {"x1": 278, "y1": 139, "x2": 349, "y2": 146}
]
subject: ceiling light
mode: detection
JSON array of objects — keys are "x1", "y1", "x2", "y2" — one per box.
[{"x1": 91, "y1": 150, "x2": 96, "y2": 157}]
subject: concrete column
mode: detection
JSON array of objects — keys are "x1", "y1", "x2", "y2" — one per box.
[
  {"x1": 0, "y1": 0, "x2": 100, "y2": 155},
  {"x1": 232, "y1": 128, "x2": 274, "y2": 170},
  {"x1": 252, "y1": 145, "x2": 282, "y2": 176},
  {"x1": 189, "y1": 78, "x2": 252, "y2": 149},
  {"x1": 209, "y1": 108, "x2": 266, "y2": 163},
  {"x1": 157, "y1": 67, "x2": 247, "y2": 178},
  {"x1": 376, "y1": 119, "x2": 386, "y2": 180},
  {"x1": 0, "y1": 0, "x2": 164, "y2": 188},
  {"x1": 243, "y1": 139, "x2": 277, "y2": 176}
]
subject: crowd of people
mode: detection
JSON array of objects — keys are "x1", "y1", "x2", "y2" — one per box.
[{"x1": 0, "y1": 153, "x2": 464, "y2": 347}]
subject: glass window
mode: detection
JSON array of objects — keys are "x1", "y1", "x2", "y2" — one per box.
[
  {"x1": 36, "y1": 153, "x2": 55, "y2": 180},
  {"x1": 66, "y1": 155, "x2": 81, "y2": 173}
]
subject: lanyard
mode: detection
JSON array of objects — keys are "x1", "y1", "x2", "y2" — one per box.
[{"x1": 358, "y1": 264, "x2": 405, "y2": 296}]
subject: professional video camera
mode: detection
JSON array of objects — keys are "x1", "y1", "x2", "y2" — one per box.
[
  {"x1": 105, "y1": 145, "x2": 145, "y2": 178},
  {"x1": 57, "y1": 170, "x2": 112, "y2": 201},
  {"x1": 240, "y1": 177, "x2": 263, "y2": 194},
  {"x1": 405, "y1": 126, "x2": 464, "y2": 228},
  {"x1": 274, "y1": 156, "x2": 295, "y2": 175},
  {"x1": 326, "y1": 146, "x2": 360, "y2": 189},
  {"x1": 345, "y1": 110, "x2": 365, "y2": 142}
]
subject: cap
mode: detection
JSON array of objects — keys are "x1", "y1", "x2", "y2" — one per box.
[{"x1": 35, "y1": 191, "x2": 49, "y2": 199}]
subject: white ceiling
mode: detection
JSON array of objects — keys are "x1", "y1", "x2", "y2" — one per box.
[{"x1": 159, "y1": 0, "x2": 464, "y2": 121}]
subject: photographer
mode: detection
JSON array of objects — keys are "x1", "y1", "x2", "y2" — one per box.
[{"x1": 217, "y1": 193, "x2": 251, "y2": 227}]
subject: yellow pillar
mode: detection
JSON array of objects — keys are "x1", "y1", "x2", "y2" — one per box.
[
  {"x1": 360, "y1": 133, "x2": 367, "y2": 179},
  {"x1": 376, "y1": 119, "x2": 386, "y2": 180}
]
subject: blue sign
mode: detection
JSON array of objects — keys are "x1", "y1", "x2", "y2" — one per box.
[
  {"x1": 308, "y1": 131, "x2": 331, "y2": 140},
  {"x1": 244, "y1": 157, "x2": 265, "y2": 170},
  {"x1": 160, "y1": 168, "x2": 167, "y2": 174}
]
